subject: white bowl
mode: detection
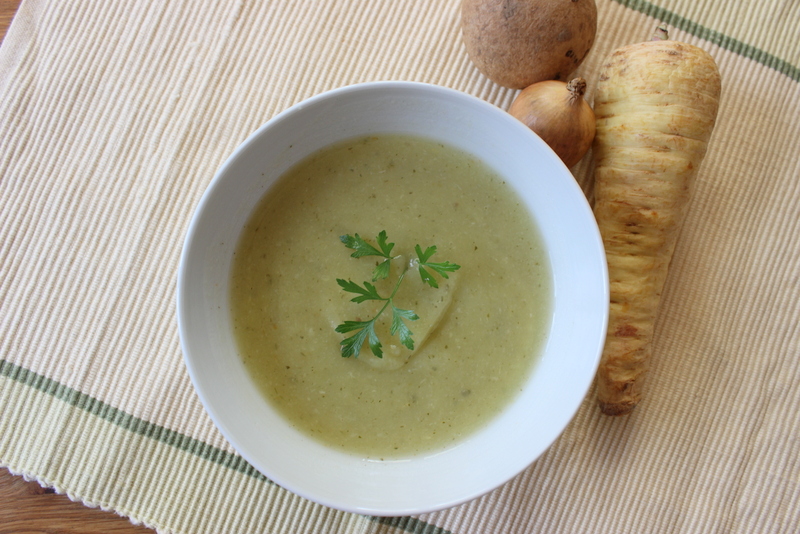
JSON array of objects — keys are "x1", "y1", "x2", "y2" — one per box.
[{"x1": 177, "y1": 81, "x2": 608, "y2": 516}]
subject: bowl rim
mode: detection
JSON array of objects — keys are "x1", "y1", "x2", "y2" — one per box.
[{"x1": 177, "y1": 80, "x2": 609, "y2": 516}]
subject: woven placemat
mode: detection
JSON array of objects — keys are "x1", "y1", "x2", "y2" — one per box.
[{"x1": 1, "y1": 0, "x2": 798, "y2": 532}]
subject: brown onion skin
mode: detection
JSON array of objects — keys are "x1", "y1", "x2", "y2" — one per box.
[{"x1": 508, "y1": 78, "x2": 596, "y2": 168}]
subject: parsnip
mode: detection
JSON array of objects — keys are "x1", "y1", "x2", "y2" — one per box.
[{"x1": 593, "y1": 27, "x2": 721, "y2": 416}]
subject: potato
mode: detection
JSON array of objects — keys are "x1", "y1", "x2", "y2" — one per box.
[{"x1": 461, "y1": 0, "x2": 597, "y2": 89}]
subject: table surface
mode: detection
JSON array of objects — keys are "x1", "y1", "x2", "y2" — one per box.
[{"x1": 0, "y1": 1, "x2": 152, "y2": 532}]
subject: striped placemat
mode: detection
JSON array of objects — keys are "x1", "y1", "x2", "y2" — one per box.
[{"x1": 1, "y1": 0, "x2": 798, "y2": 532}]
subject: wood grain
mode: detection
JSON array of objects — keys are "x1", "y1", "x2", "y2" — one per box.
[
  {"x1": 0, "y1": 468, "x2": 154, "y2": 534},
  {"x1": 0, "y1": 0, "x2": 19, "y2": 43},
  {"x1": 0, "y1": 1, "x2": 154, "y2": 531}
]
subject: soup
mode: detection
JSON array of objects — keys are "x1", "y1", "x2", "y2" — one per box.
[{"x1": 230, "y1": 134, "x2": 552, "y2": 458}]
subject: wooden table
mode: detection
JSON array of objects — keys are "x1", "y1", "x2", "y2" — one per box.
[
  {"x1": 0, "y1": 469, "x2": 154, "y2": 533},
  {"x1": 0, "y1": 2, "x2": 154, "y2": 532}
]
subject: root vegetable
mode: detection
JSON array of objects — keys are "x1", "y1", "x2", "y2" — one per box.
[
  {"x1": 508, "y1": 78, "x2": 596, "y2": 167},
  {"x1": 592, "y1": 27, "x2": 721, "y2": 416},
  {"x1": 461, "y1": 0, "x2": 598, "y2": 89}
]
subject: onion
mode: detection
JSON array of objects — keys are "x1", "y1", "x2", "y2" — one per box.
[{"x1": 508, "y1": 78, "x2": 596, "y2": 168}]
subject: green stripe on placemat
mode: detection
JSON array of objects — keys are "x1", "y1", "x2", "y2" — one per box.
[
  {"x1": 612, "y1": 0, "x2": 800, "y2": 81},
  {"x1": 0, "y1": 359, "x2": 267, "y2": 482},
  {"x1": 375, "y1": 516, "x2": 453, "y2": 533},
  {"x1": 0, "y1": 359, "x2": 452, "y2": 534}
]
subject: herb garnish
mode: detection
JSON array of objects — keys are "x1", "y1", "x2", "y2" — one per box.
[{"x1": 335, "y1": 231, "x2": 461, "y2": 359}]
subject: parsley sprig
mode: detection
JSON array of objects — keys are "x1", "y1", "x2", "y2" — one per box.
[{"x1": 335, "y1": 231, "x2": 460, "y2": 358}]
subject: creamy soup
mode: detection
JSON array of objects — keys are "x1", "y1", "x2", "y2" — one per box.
[{"x1": 230, "y1": 134, "x2": 552, "y2": 458}]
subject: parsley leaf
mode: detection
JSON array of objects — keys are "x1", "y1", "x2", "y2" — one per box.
[
  {"x1": 336, "y1": 279, "x2": 385, "y2": 303},
  {"x1": 336, "y1": 319, "x2": 380, "y2": 359},
  {"x1": 340, "y1": 230, "x2": 396, "y2": 281},
  {"x1": 414, "y1": 244, "x2": 461, "y2": 288},
  {"x1": 340, "y1": 232, "x2": 388, "y2": 258},
  {"x1": 335, "y1": 231, "x2": 460, "y2": 358},
  {"x1": 374, "y1": 230, "x2": 395, "y2": 257},
  {"x1": 372, "y1": 259, "x2": 392, "y2": 282},
  {"x1": 391, "y1": 305, "x2": 418, "y2": 351}
]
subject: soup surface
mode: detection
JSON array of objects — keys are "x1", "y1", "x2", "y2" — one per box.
[{"x1": 230, "y1": 134, "x2": 552, "y2": 458}]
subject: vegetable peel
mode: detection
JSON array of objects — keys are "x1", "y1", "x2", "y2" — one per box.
[{"x1": 592, "y1": 27, "x2": 721, "y2": 416}]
